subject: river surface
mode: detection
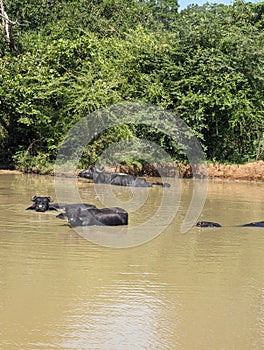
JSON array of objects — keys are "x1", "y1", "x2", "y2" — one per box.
[{"x1": 0, "y1": 173, "x2": 264, "y2": 350}]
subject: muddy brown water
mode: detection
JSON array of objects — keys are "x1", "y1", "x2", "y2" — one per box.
[{"x1": 0, "y1": 174, "x2": 264, "y2": 349}]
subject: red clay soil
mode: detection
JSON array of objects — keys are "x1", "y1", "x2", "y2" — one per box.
[
  {"x1": 206, "y1": 161, "x2": 264, "y2": 181},
  {"x1": 116, "y1": 161, "x2": 264, "y2": 182},
  {"x1": 0, "y1": 169, "x2": 22, "y2": 175}
]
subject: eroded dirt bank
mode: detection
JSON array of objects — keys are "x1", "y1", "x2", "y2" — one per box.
[
  {"x1": 115, "y1": 161, "x2": 264, "y2": 182},
  {"x1": 206, "y1": 161, "x2": 264, "y2": 181},
  {"x1": 0, "y1": 169, "x2": 23, "y2": 175}
]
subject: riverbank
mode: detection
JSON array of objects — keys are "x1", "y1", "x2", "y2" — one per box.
[
  {"x1": 0, "y1": 169, "x2": 23, "y2": 175},
  {"x1": 115, "y1": 161, "x2": 264, "y2": 182},
  {"x1": 206, "y1": 161, "x2": 264, "y2": 182},
  {"x1": 1, "y1": 161, "x2": 264, "y2": 182}
]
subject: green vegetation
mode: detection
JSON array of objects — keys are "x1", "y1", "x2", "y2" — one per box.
[{"x1": 0, "y1": 0, "x2": 263, "y2": 172}]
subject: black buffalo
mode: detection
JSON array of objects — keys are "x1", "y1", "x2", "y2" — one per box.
[
  {"x1": 26, "y1": 195, "x2": 58, "y2": 212},
  {"x1": 196, "y1": 221, "x2": 222, "y2": 228},
  {"x1": 54, "y1": 203, "x2": 97, "y2": 210},
  {"x1": 57, "y1": 206, "x2": 128, "y2": 227},
  {"x1": 196, "y1": 220, "x2": 264, "y2": 228},
  {"x1": 242, "y1": 221, "x2": 264, "y2": 227},
  {"x1": 79, "y1": 166, "x2": 170, "y2": 188}
]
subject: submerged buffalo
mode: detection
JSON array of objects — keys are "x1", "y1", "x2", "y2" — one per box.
[
  {"x1": 196, "y1": 220, "x2": 264, "y2": 228},
  {"x1": 26, "y1": 196, "x2": 97, "y2": 213},
  {"x1": 26, "y1": 195, "x2": 58, "y2": 212},
  {"x1": 57, "y1": 205, "x2": 128, "y2": 227},
  {"x1": 79, "y1": 166, "x2": 170, "y2": 188},
  {"x1": 196, "y1": 221, "x2": 222, "y2": 228}
]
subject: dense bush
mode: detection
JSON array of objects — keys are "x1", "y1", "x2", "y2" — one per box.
[{"x1": 0, "y1": 0, "x2": 263, "y2": 171}]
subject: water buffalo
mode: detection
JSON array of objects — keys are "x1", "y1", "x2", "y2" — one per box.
[
  {"x1": 26, "y1": 195, "x2": 58, "y2": 212},
  {"x1": 54, "y1": 203, "x2": 97, "y2": 210},
  {"x1": 57, "y1": 205, "x2": 128, "y2": 227},
  {"x1": 79, "y1": 166, "x2": 170, "y2": 188},
  {"x1": 196, "y1": 220, "x2": 264, "y2": 228},
  {"x1": 239, "y1": 221, "x2": 264, "y2": 227},
  {"x1": 196, "y1": 221, "x2": 222, "y2": 228}
]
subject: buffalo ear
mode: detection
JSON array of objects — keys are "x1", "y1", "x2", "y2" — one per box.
[
  {"x1": 48, "y1": 196, "x2": 54, "y2": 202},
  {"x1": 31, "y1": 195, "x2": 37, "y2": 201},
  {"x1": 26, "y1": 205, "x2": 34, "y2": 210}
]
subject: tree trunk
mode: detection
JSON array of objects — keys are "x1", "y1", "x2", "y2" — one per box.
[{"x1": 0, "y1": 0, "x2": 17, "y2": 51}]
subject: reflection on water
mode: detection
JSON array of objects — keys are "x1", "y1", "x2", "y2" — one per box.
[{"x1": 0, "y1": 174, "x2": 263, "y2": 349}]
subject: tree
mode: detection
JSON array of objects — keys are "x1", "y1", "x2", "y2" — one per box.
[
  {"x1": 0, "y1": 0, "x2": 19, "y2": 51},
  {"x1": 141, "y1": 0, "x2": 179, "y2": 28}
]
